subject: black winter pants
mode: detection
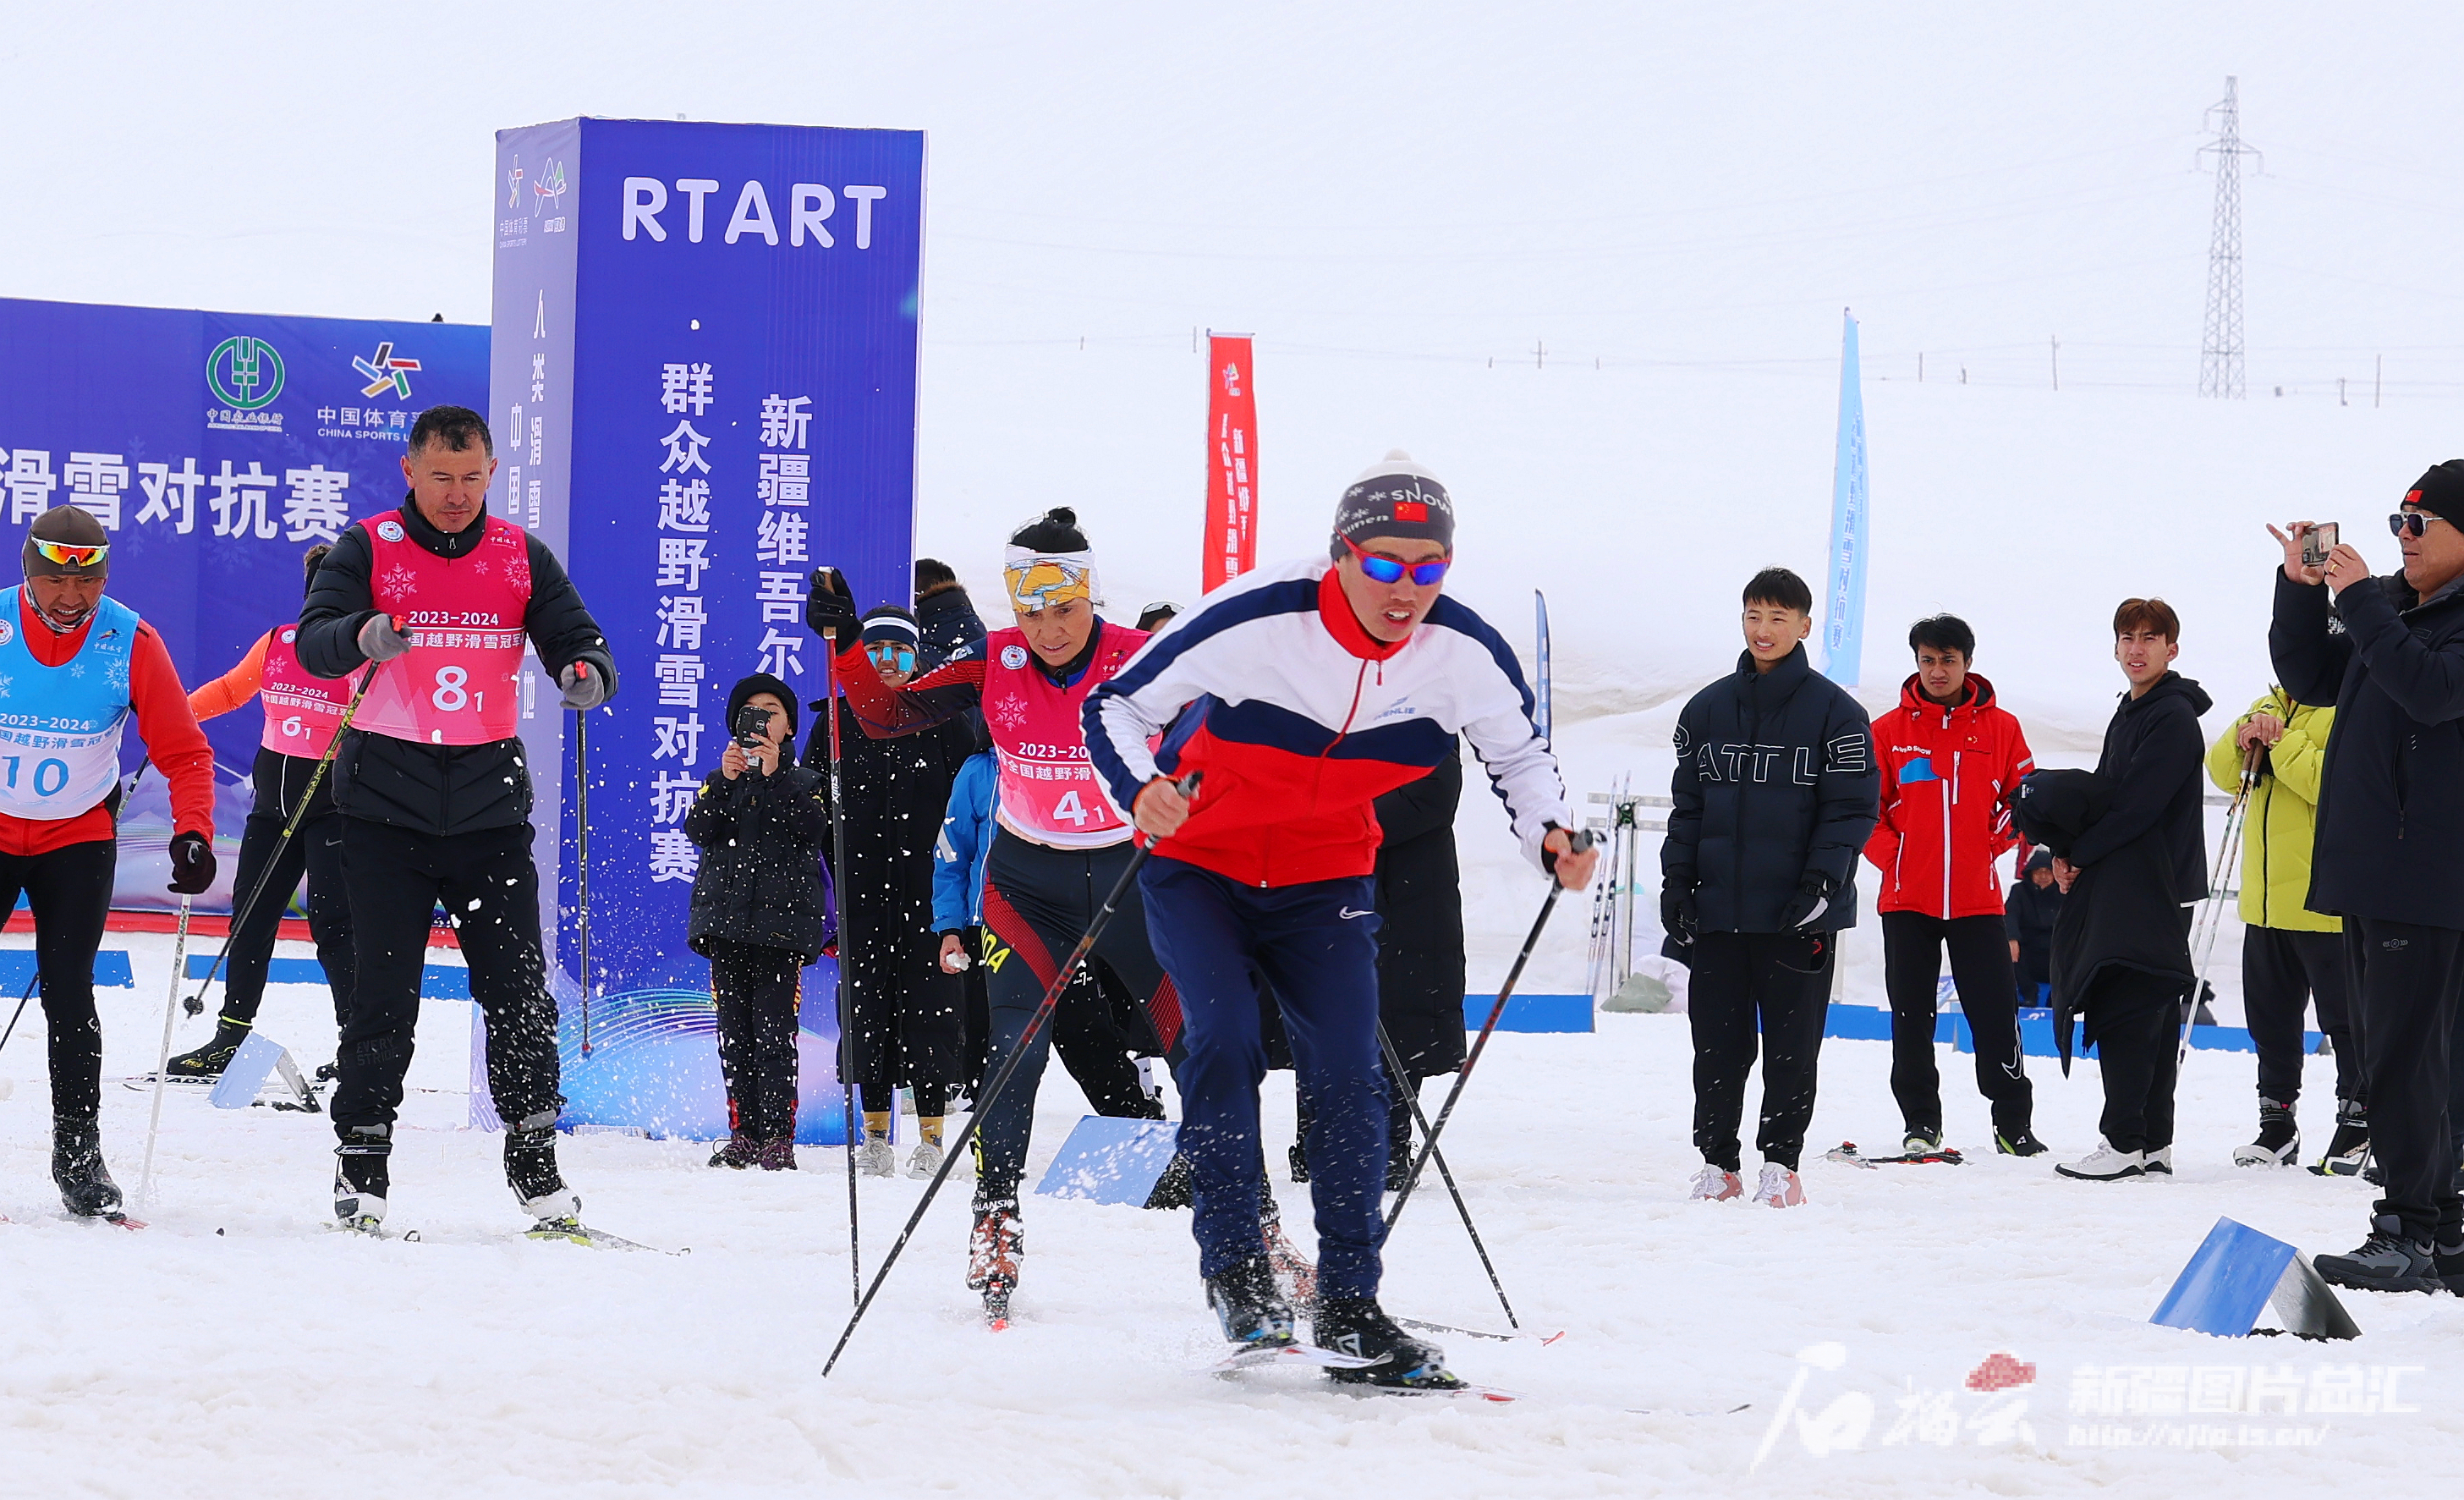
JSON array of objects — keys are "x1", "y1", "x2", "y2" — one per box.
[
  {"x1": 1881, "y1": 911, "x2": 2033, "y2": 1136},
  {"x1": 2243, "y1": 926, "x2": 2360, "y2": 1107},
  {"x1": 2088, "y1": 968, "x2": 2184, "y2": 1154},
  {"x1": 1688, "y1": 931, "x2": 1834, "y2": 1172},
  {"x1": 0, "y1": 839, "x2": 115, "y2": 1119},
  {"x1": 331, "y1": 819, "x2": 562, "y2": 1134},
  {"x1": 217, "y1": 747, "x2": 354, "y2": 1033},
  {"x1": 2345, "y1": 917, "x2": 2464, "y2": 1245},
  {"x1": 707, "y1": 937, "x2": 802, "y2": 1140}
]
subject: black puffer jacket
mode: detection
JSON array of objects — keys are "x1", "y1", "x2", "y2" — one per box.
[
  {"x1": 1662, "y1": 645, "x2": 1880, "y2": 933},
  {"x1": 684, "y1": 746, "x2": 832, "y2": 962},
  {"x1": 1374, "y1": 739, "x2": 1468, "y2": 1079},
  {"x1": 296, "y1": 497, "x2": 615, "y2": 836},
  {"x1": 915, "y1": 583, "x2": 988, "y2": 665},
  {"x1": 2063, "y1": 671, "x2": 2212, "y2": 900},
  {"x1": 2271, "y1": 569, "x2": 2464, "y2": 928},
  {"x1": 2011, "y1": 767, "x2": 2193, "y2": 1070}
]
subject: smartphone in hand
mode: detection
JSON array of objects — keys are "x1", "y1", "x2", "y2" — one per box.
[{"x1": 2302, "y1": 522, "x2": 2340, "y2": 568}]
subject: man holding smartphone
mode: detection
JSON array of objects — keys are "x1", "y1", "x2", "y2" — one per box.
[{"x1": 2269, "y1": 462, "x2": 2464, "y2": 1291}]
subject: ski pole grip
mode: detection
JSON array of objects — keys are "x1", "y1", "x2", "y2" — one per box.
[{"x1": 1568, "y1": 828, "x2": 1596, "y2": 854}]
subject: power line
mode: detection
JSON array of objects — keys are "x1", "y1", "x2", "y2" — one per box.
[{"x1": 2198, "y1": 76, "x2": 2262, "y2": 398}]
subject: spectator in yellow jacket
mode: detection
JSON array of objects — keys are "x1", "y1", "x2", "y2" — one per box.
[{"x1": 2206, "y1": 688, "x2": 2360, "y2": 1172}]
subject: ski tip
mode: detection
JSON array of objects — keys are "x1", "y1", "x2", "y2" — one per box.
[
  {"x1": 1539, "y1": 1330, "x2": 1567, "y2": 1347},
  {"x1": 102, "y1": 1212, "x2": 145, "y2": 1231}
]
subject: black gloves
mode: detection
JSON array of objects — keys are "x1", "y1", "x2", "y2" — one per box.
[
  {"x1": 1660, "y1": 883, "x2": 1698, "y2": 945},
  {"x1": 1779, "y1": 871, "x2": 1836, "y2": 930},
  {"x1": 167, "y1": 831, "x2": 217, "y2": 896},
  {"x1": 805, "y1": 569, "x2": 858, "y2": 640}
]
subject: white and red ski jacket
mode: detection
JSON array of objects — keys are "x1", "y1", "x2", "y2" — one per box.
[
  {"x1": 1863, "y1": 673, "x2": 2034, "y2": 920},
  {"x1": 1085, "y1": 556, "x2": 1568, "y2": 888}
]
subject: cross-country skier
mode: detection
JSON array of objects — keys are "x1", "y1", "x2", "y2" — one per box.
[
  {"x1": 1, "y1": 504, "x2": 217, "y2": 1217},
  {"x1": 295, "y1": 406, "x2": 616, "y2": 1235},
  {"x1": 1086, "y1": 451, "x2": 1597, "y2": 1389},
  {"x1": 169, "y1": 543, "x2": 364, "y2": 1080}
]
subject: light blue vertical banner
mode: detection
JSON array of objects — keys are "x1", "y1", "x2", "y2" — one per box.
[
  {"x1": 1534, "y1": 589, "x2": 1552, "y2": 742},
  {"x1": 1819, "y1": 310, "x2": 1869, "y2": 686}
]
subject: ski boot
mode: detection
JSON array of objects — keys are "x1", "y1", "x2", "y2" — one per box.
[
  {"x1": 1259, "y1": 1188, "x2": 1318, "y2": 1310},
  {"x1": 1902, "y1": 1125, "x2": 1942, "y2": 1157},
  {"x1": 333, "y1": 1123, "x2": 391, "y2": 1230},
  {"x1": 1287, "y1": 1140, "x2": 1311, "y2": 1184},
  {"x1": 708, "y1": 1130, "x2": 759, "y2": 1169},
  {"x1": 967, "y1": 1199, "x2": 1023, "y2": 1326},
  {"x1": 1146, "y1": 1151, "x2": 1194, "y2": 1210},
  {"x1": 164, "y1": 1025, "x2": 247, "y2": 1081},
  {"x1": 1206, "y1": 1254, "x2": 1297, "y2": 1350},
  {"x1": 1688, "y1": 1164, "x2": 1743, "y2": 1201},
  {"x1": 853, "y1": 1138, "x2": 896, "y2": 1177},
  {"x1": 1311, "y1": 1297, "x2": 1461, "y2": 1388},
  {"x1": 52, "y1": 1115, "x2": 123, "y2": 1218},
  {"x1": 2311, "y1": 1100, "x2": 2370, "y2": 1177},
  {"x1": 1752, "y1": 1163, "x2": 1806, "y2": 1208},
  {"x1": 755, "y1": 1135, "x2": 798, "y2": 1172},
  {"x1": 2234, "y1": 1100, "x2": 2300, "y2": 1168},
  {"x1": 506, "y1": 1109, "x2": 584, "y2": 1238},
  {"x1": 1995, "y1": 1127, "x2": 2050, "y2": 1157},
  {"x1": 2315, "y1": 1213, "x2": 2437, "y2": 1294}
]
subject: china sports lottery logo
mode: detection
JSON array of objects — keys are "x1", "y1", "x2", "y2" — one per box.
[{"x1": 206, "y1": 335, "x2": 285, "y2": 410}]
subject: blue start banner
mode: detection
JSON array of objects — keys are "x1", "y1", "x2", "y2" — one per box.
[
  {"x1": 490, "y1": 118, "x2": 925, "y2": 1144},
  {"x1": 0, "y1": 299, "x2": 487, "y2": 911}
]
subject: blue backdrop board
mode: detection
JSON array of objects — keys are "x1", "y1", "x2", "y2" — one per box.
[
  {"x1": 0, "y1": 299, "x2": 486, "y2": 913},
  {"x1": 488, "y1": 118, "x2": 925, "y2": 1143}
]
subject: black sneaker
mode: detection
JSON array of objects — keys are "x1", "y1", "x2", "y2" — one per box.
[
  {"x1": 1995, "y1": 1128, "x2": 2050, "y2": 1157},
  {"x1": 52, "y1": 1116, "x2": 122, "y2": 1217},
  {"x1": 2234, "y1": 1100, "x2": 2300, "y2": 1167},
  {"x1": 333, "y1": 1123, "x2": 391, "y2": 1226},
  {"x1": 1205, "y1": 1255, "x2": 1297, "y2": 1349},
  {"x1": 1311, "y1": 1297, "x2": 1462, "y2": 1388},
  {"x1": 2315, "y1": 1213, "x2": 2438, "y2": 1294}
]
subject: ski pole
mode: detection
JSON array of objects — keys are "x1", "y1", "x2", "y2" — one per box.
[
  {"x1": 184, "y1": 658, "x2": 385, "y2": 1019},
  {"x1": 822, "y1": 624, "x2": 863, "y2": 1309},
  {"x1": 2179, "y1": 743, "x2": 2260, "y2": 1065},
  {"x1": 138, "y1": 893, "x2": 196, "y2": 1207},
  {"x1": 821, "y1": 772, "x2": 1201, "y2": 1378},
  {"x1": 1377, "y1": 1022, "x2": 1519, "y2": 1329},
  {"x1": 1387, "y1": 830, "x2": 1593, "y2": 1227},
  {"x1": 0, "y1": 969, "x2": 36, "y2": 1052},
  {"x1": 577, "y1": 695, "x2": 593, "y2": 1058}
]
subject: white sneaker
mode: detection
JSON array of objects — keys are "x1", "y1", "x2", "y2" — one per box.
[
  {"x1": 906, "y1": 1140, "x2": 944, "y2": 1179},
  {"x1": 1752, "y1": 1163, "x2": 1805, "y2": 1208},
  {"x1": 2144, "y1": 1146, "x2": 2174, "y2": 1176},
  {"x1": 2055, "y1": 1140, "x2": 2145, "y2": 1181},
  {"x1": 853, "y1": 1140, "x2": 897, "y2": 1178},
  {"x1": 1688, "y1": 1165, "x2": 1743, "y2": 1201}
]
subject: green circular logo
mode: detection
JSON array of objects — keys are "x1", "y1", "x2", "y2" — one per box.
[{"x1": 206, "y1": 335, "x2": 285, "y2": 410}]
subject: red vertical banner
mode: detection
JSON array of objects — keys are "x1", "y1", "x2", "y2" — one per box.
[{"x1": 1203, "y1": 334, "x2": 1258, "y2": 593}]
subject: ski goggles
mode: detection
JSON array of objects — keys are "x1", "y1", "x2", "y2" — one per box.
[
  {"x1": 30, "y1": 537, "x2": 108, "y2": 569},
  {"x1": 864, "y1": 640, "x2": 918, "y2": 673},
  {"x1": 1341, "y1": 535, "x2": 1451, "y2": 586},
  {"x1": 2390, "y1": 512, "x2": 2450, "y2": 539}
]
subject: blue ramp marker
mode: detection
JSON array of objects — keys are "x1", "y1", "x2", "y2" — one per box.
[
  {"x1": 208, "y1": 1031, "x2": 317, "y2": 1112},
  {"x1": 1034, "y1": 1116, "x2": 1182, "y2": 1207},
  {"x1": 2150, "y1": 1217, "x2": 2359, "y2": 1340}
]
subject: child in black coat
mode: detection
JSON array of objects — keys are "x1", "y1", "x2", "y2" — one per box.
[{"x1": 687, "y1": 673, "x2": 833, "y2": 1170}]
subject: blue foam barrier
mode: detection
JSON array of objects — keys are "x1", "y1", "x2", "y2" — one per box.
[
  {"x1": 1463, "y1": 992, "x2": 1594, "y2": 1033},
  {"x1": 2150, "y1": 1217, "x2": 2358, "y2": 1340},
  {"x1": 209, "y1": 1031, "x2": 288, "y2": 1110},
  {"x1": 0, "y1": 950, "x2": 132, "y2": 991},
  {"x1": 1034, "y1": 1115, "x2": 1183, "y2": 1206},
  {"x1": 185, "y1": 953, "x2": 469, "y2": 998}
]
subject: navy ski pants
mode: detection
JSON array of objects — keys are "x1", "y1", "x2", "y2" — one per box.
[{"x1": 1143, "y1": 856, "x2": 1391, "y2": 1300}]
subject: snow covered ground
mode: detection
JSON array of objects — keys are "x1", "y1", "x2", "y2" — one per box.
[{"x1": 8, "y1": 931, "x2": 2461, "y2": 1497}]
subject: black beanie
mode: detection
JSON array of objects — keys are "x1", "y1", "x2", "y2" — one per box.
[
  {"x1": 860, "y1": 603, "x2": 920, "y2": 646},
  {"x1": 23, "y1": 504, "x2": 109, "y2": 579},
  {"x1": 2404, "y1": 462, "x2": 2464, "y2": 530},
  {"x1": 1008, "y1": 507, "x2": 1089, "y2": 552},
  {"x1": 725, "y1": 673, "x2": 799, "y2": 761},
  {"x1": 1330, "y1": 450, "x2": 1455, "y2": 560}
]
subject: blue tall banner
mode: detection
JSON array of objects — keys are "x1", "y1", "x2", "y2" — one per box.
[
  {"x1": 1819, "y1": 310, "x2": 1869, "y2": 688},
  {"x1": 491, "y1": 118, "x2": 925, "y2": 1144},
  {"x1": 0, "y1": 299, "x2": 486, "y2": 912},
  {"x1": 1534, "y1": 589, "x2": 1552, "y2": 743}
]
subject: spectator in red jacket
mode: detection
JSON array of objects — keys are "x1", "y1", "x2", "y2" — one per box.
[{"x1": 1863, "y1": 615, "x2": 2044, "y2": 1157}]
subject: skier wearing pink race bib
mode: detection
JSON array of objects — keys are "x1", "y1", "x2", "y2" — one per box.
[
  {"x1": 295, "y1": 407, "x2": 616, "y2": 1235},
  {"x1": 170, "y1": 543, "x2": 366, "y2": 1080}
]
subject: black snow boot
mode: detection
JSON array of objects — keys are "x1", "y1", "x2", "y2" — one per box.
[
  {"x1": 165, "y1": 1022, "x2": 249, "y2": 1080},
  {"x1": 52, "y1": 1116, "x2": 122, "y2": 1217},
  {"x1": 2315, "y1": 1213, "x2": 2437, "y2": 1294},
  {"x1": 1287, "y1": 1140, "x2": 1311, "y2": 1184},
  {"x1": 333, "y1": 1124, "x2": 392, "y2": 1227},
  {"x1": 2234, "y1": 1100, "x2": 2300, "y2": 1168},
  {"x1": 1205, "y1": 1255, "x2": 1297, "y2": 1349},
  {"x1": 506, "y1": 1109, "x2": 579, "y2": 1223},
  {"x1": 1311, "y1": 1297, "x2": 1462, "y2": 1388}
]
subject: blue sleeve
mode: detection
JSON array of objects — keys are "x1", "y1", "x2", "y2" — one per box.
[{"x1": 933, "y1": 755, "x2": 992, "y2": 933}]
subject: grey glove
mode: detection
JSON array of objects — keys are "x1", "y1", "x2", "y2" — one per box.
[
  {"x1": 559, "y1": 660, "x2": 609, "y2": 711},
  {"x1": 357, "y1": 613, "x2": 409, "y2": 664}
]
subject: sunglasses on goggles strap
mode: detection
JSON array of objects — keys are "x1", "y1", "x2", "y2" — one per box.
[
  {"x1": 1341, "y1": 535, "x2": 1451, "y2": 586},
  {"x1": 30, "y1": 538, "x2": 107, "y2": 569}
]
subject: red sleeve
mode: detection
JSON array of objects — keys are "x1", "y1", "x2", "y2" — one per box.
[
  {"x1": 130, "y1": 624, "x2": 217, "y2": 840},
  {"x1": 1861, "y1": 723, "x2": 1901, "y2": 871},
  {"x1": 835, "y1": 639, "x2": 987, "y2": 739},
  {"x1": 1992, "y1": 713, "x2": 2035, "y2": 860}
]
